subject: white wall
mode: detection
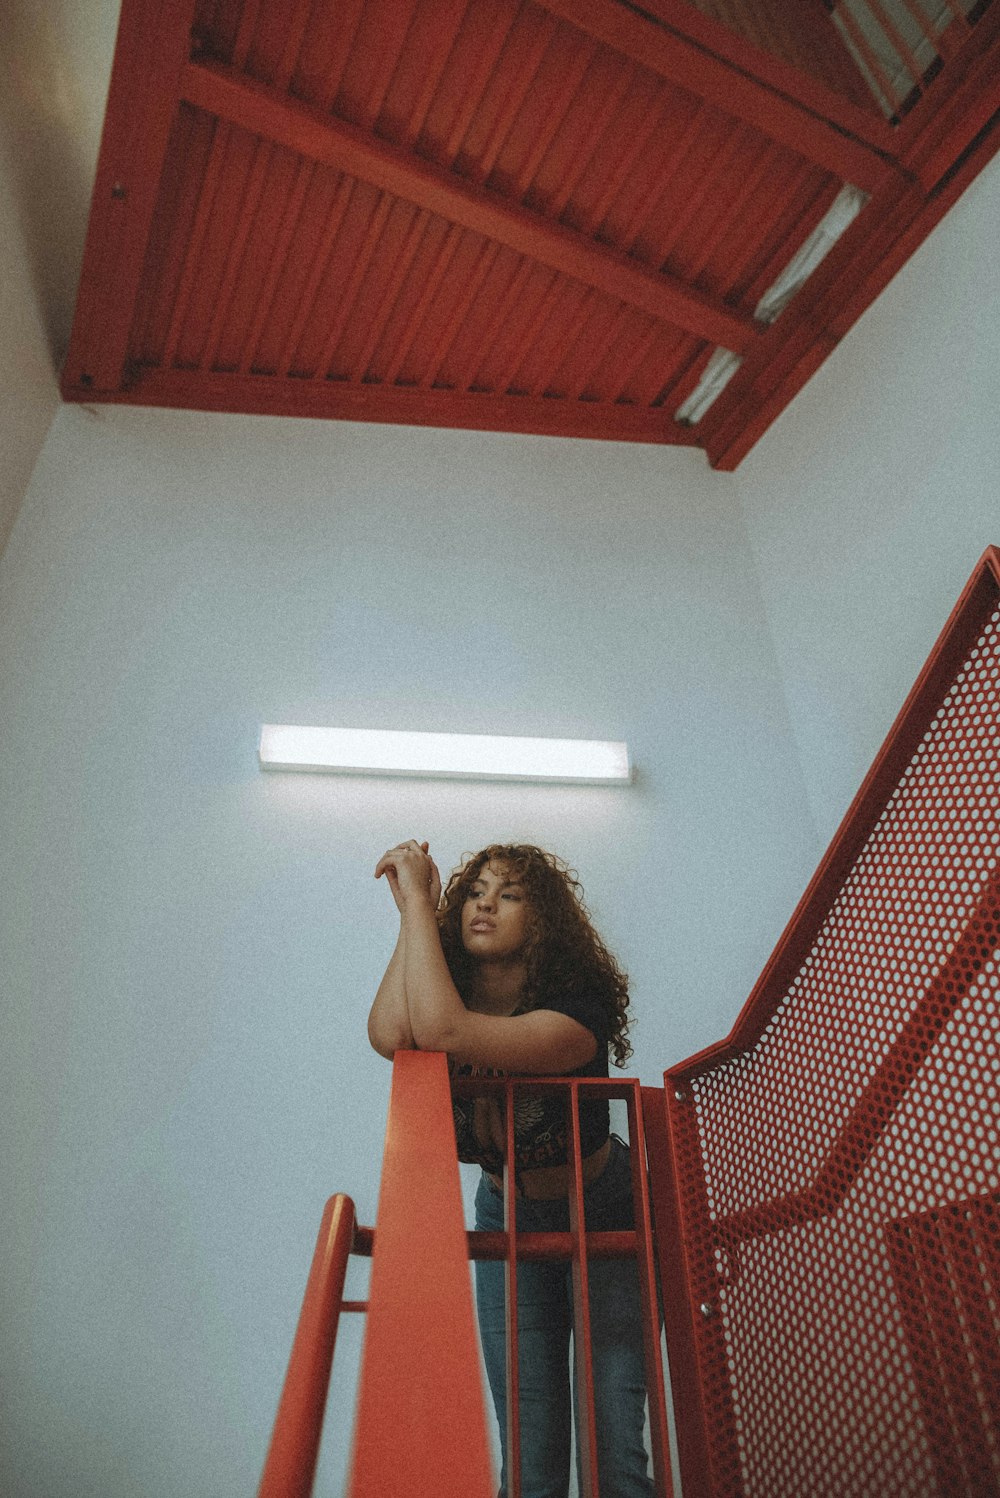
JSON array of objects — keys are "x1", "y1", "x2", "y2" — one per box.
[
  {"x1": 735, "y1": 152, "x2": 1000, "y2": 845},
  {"x1": 0, "y1": 116, "x2": 60, "y2": 553},
  {"x1": 0, "y1": 0, "x2": 119, "y2": 555},
  {"x1": 0, "y1": 406, "x2": 815, "y2": 1498}
]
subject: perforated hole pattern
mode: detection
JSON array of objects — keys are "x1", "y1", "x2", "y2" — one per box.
[{"x1": 672, "y1": 602, "x2": 1000, "y2": 1496}]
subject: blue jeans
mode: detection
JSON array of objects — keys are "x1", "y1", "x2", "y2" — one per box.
[{"x1": 474, "y1": 1138, "x2": 654, "y2": 1498}]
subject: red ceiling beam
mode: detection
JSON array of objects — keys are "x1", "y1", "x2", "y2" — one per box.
[
  {"x1": 892, "y1": 0, "x2": 1000, "y2": 186},
  {"x1": 61, "y1": 0, "x2": 198, "y2": 394},
  {"x1": 701, "y1": 16, "x2": 1000, "y2": 469},
  {"x1": 537, "y1": 0, "x2": 902, "y2": 193},
  {"x1": 597, "y1": 0, "x2": 894, "y2": 146},
  {"x1": 180, "y1": 58, "x2": 759, "y2": 354},
  {"x1": 62, "y1": 366, "x2": 697, "y2": 446}
]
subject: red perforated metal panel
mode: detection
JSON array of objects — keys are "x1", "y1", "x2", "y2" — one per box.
[{"x1": 665, "y1": 550, "x2": 1000, "y2": 1496}]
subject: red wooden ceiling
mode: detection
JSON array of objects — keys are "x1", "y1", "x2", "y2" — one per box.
[{"x1": 63, "y1": 0, "x2": 1000, "y2": 468}]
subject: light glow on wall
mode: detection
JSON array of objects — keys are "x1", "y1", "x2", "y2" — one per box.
[{"x1": 258, "y1": 725, "x2": 631, "y2": 784}]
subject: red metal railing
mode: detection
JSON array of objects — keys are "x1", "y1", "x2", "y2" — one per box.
[
  {"x1": 258, "y1": 1059, "x2": 679, "y2": 1498},
  {"x1": 661, "y1": 546, "x2": 1000, "y2": 1497},
  {"x1": 451, "y1": 1074, "x2": 676, "y2": 1498},
  {"x1": 259, "y1": 549, "x2": 999, "y2": 1497}
]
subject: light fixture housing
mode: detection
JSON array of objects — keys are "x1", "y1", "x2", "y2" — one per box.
[{"x1": 258, "y1": 725, "x2": 631, "y2": 785}]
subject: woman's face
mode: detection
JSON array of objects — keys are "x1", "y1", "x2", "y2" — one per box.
[{"x1": 460, "y1": 861, "x2": 530, "y2": 962}]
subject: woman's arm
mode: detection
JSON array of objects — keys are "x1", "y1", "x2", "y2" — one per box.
[
  {"x1": 389, "y1": 843, "x2": 597, "y2": 1074},
  {"x1": 368, "y1": 841, "x2": 442, "y2": 1061},
  {"x1": 367, "y1": 924, "x2": 415, "y2": 1059}
]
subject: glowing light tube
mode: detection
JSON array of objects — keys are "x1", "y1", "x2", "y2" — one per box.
[{"x1": 258, "y1": 726, "x2": 631, "y2": 785}]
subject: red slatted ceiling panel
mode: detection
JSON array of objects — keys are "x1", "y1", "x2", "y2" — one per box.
[
  {"x1": 129, "y1": 0, "x2": 839, "y2": 415},
  {"x1": 65, "y1": 0, "x2": 1000, "y2": 462}
]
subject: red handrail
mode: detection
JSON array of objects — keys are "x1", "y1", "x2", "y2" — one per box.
[
  {"x1": 348, "y1": 1050, "x2": 494, "y2": 1498},
  {"x1": 258, "y1": 1192, "x2": 359, "y2": 1498}
]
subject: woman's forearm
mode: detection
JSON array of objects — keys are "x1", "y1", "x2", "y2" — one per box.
[
  {"x1": 401, "y1": 898, "x2": 468, "y2": 1053},
  {"x1": 367, "y1": 926, "x2": 415, "y2": 1058}
]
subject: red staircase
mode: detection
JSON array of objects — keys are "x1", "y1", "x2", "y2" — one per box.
[{"x1": 258, "y1": 547, "x2": 1000, "y2": 1498}]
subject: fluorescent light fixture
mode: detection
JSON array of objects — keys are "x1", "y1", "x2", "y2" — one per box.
[
  {"x1": 675, "y1": 184, "x2": 869, "y2": 426},
  {"x1": 259, "y1": 725, "x2": 631, "y2": 785}
]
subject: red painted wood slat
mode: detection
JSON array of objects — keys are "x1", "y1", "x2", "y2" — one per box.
[
  {"x1": 180, "y1": 58, "x2": 760, "y2": 350},
  {"x1": 606, "y1": 318, "x2": 665, "y2": 403},
  {"x1": 543, "y1": 63, "x2": 632, "y2": 218},
  {"x1": 454, "y1": 254, "x2": 533, "y2": 390},
  {"x1": 441, "y1": 6, "x2": 517, "y2": 164},
  {"x1": 273, "y1": 174, "x2": 355, "y2": 376},
  {"x1": 274, "y1": 0, "x2": 315, "y2": 92},
  {"x1": 201, "y1": 139, "x2": 273, "y2": 369},
  {"x1": 359, "y1": 0, "x2": 421, "y2": 131},
  {"x1": 382, "y1": 223, "x2": 464, "y2": 384},
  {"x1": 497, "y1": 273, "x2": 575, "y2": 393},
  {"x1": 510, "y1": 35, "x2": 595, "y2": 201},
  {"x1": 617, "y1": 105, "x2": 710, "y2": 255},
  {"x1": 161, "y1": 121, "x2": 233, "y2": 369},
  {"x1": 314, "y1": 191, "x2": 394, "y2": 379},
  {"x1": 578, "y1": 86, "x2": 688, "y2": 238},
  {"x1": 560, "y1": 298, "x2": 629, "y2": 402},
  {"x1": 649, "y1": 126, "x2": 751, "y2": 269},
  {"x1": 527, "y1": 286, "x2": 597, "y2": 398},
  {"x1": 627, "y1": 329, "x2": 691, "y2": 408},
  {"x1": 401, "y1": 0, "x2": 471, "y2": 146},
  {"x1": 236, "y1": 157, "x2": 315, "y2": 373},
  {"x1": 420, "y1": 239, "x2": 502, "y2": 388},
  {"x1": 232, "y1": 0, "x2": 262, "y2": 70},
  {"x1": 353, "y1": 206, "x2": 433, "y2": 382},
  {"x1": 315, "y1": 0, "x2": 365, "y2": 113},
  {"x1": 465, "y1": 10, "x2": 558, "y2": 187},
  {"x1": 686, "y1": 142, "x2": 779, "y2": 284}
]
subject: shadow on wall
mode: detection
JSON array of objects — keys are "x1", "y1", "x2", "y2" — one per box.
[{"x1": 0, "y1": 0, "x2": 117, "y2": 365}]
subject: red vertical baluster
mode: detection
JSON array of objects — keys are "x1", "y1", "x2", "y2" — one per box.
[
  {"x1": 624, "y1": 1085, "x2": 675, "y2": 1498},
  {"x1": 505, "y1": 1079, "x2": 523, "y2": 1498},
  {"x1": 641, "y1": 1085, "x2": 713, "y2": 1498},
  {"x1": 567, "y1": 1082, "x2": 601, "y2": 1498}
]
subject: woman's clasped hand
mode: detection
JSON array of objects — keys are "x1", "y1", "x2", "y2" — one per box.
[{"x1": 374, "y1": 838, "x2": 442, "y2": 910}]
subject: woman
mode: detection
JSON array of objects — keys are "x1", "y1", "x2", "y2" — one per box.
[{"x1": 368, "y1": 839, "x2": 653, "y2": 1498}]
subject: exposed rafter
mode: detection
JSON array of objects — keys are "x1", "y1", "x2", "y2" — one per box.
[
  {"x1": 62, "y1": 0, "x2": 197, "y2": 392},
  {"x1": 60, "y1": 0, "x2": 1000, "y2": 466},
  {"x1": 700, "y1": 9, "x2": 1000, "y2": 469},
  {"x1": 100, "y1": 367, "x2": 691, "y2": 444},
  {"x1": 180, "y1": 59, "x2": 759, "y2": 353},
  {"x1": 575, "y1": 0, "x2": 896, "y2": 145},
  {"x1": 536, "y1": 0, "x2": 904, "y2": 191}
]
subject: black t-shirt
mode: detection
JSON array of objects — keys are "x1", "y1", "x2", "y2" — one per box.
[{"x1": 450, "y1": 988, "x2": 611, "y2": 1173}]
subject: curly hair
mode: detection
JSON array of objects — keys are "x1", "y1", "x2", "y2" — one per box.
[{"x1": 437, "y1": 844, "x2": 633, "y2": 1067}]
